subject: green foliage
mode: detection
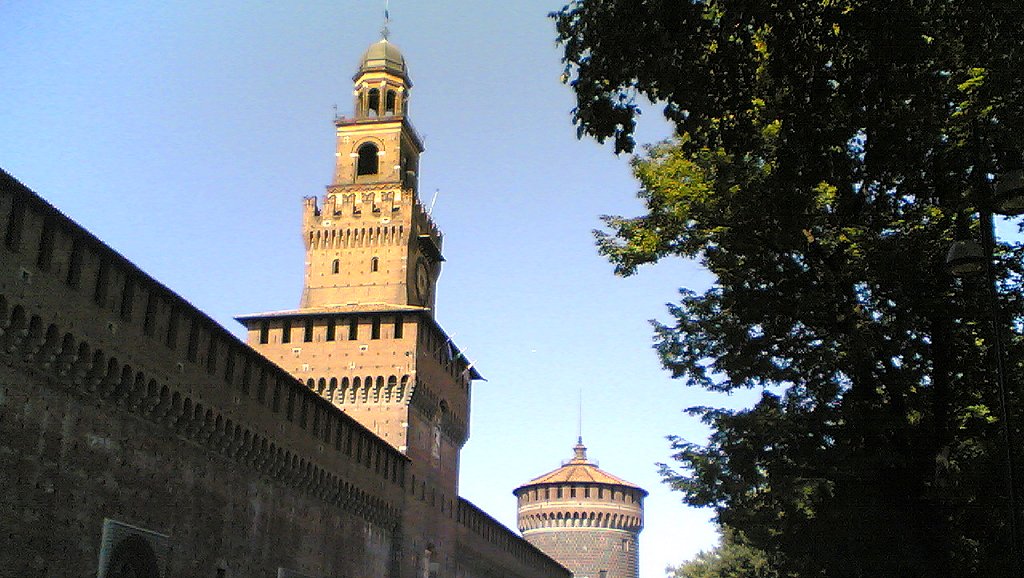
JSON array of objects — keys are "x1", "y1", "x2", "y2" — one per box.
[
  {"x1": 669, "y1": 529, "x2": 780, "y2": 578},
  {"x1": 554, "y1": 1, "x2": 1024, "y2": 576}
]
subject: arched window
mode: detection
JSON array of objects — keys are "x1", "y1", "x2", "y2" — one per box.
[
  {"x1": 331, "y1": 259, "x2": 340, "y2": 274},
  {"x1": 357, "y1": 143, "x2": 379, "y2": 176},
  {"x1": 367, "y1": 88, "x2": 380, "y2": 116},
  {"x1": 385, "y1": 90, "x2": 397, "y2": 114},
  {"x1": 371, "y1": 256, "x2": 379, "y2": 272}
]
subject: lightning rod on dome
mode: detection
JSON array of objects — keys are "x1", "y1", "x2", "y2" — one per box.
[
  {"x1": 577, "y1": 387, "x2": 583, "y2": 444},
  {"x1": 381, "y1": 0, "x2": 391, "y2": 40}
]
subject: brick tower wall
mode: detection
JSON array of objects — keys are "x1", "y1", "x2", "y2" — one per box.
[{"x1": 523, "y1": 530, "x2": 639, "y2": 578}]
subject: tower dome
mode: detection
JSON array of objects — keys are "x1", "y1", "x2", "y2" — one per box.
[
  {"x1": 514, "y1": 439, "x2": 647, "y2": 578},
  {"x1": 355, "y1": 38, "x2": 410, "y2": 84}
]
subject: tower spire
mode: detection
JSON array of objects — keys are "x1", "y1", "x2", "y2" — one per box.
[
  {"x1": 381, "y1": 0, "x2": 391, "y2": 39},
  {"x1": 577, "y1": 387, "x2": 583, "y2": 444}
]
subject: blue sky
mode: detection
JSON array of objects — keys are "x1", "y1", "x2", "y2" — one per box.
[{"x1": 0, "y1": 2, "x2": 754, "y2": 575}]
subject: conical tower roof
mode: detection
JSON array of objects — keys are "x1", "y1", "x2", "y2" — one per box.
[{"x1": 515, "y1": 438, "x2": 647, "y2": 494}]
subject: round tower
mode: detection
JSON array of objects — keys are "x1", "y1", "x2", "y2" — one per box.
[{"x1": 514, "y1": 439, "x2": 647, "y2": 578}]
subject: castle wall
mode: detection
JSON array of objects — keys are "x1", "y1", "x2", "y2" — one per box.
[
  {"x1": 1, "y1": 159, "x2": 569, "y2": 578},
  {"x1": 0, "y1": 170, "x2": 406, "y2": 577},
  {"x1": 456, "y1": 499, "x2": 573, "y2": 578},
  {"x1": 1, "y1": 363, "x2": 397, "y2": 577}
]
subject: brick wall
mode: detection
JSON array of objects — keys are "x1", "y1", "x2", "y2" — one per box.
[
  {"x1": 524, "y1": 530, "x2": 638, "y2": 578},
  {"x1": 0, "y1": 169, "x2": 404, "y2": 577}
]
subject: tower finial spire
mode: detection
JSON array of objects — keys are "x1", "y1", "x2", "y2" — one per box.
[
  {"x1": 572, "y1": 388, "x2": 588, "y2": 463},
  {"x1": 381, "y1": 0, "x2": 391, "y2": 39},
  {"x1": 572, "y1": 436, "x2": 588, "y2": 462},
  {"x1": 577, "y1": 387, "x2": 583, "y2": 444}
]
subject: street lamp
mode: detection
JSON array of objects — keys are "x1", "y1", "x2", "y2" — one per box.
[
  {"x1": 994, "y1": 169, "x2": 1024, "y2": 216},
  {"x1": 945, "y1": 170, "x2": 1024, "y2": 573},
  {"x1": 945, "y1": 239, "x2": 985, "y2": 277}
]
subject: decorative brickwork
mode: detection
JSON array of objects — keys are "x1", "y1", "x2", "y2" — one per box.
[{"x1": 515, "y1": 441, "x2": 647, "y2": 578}]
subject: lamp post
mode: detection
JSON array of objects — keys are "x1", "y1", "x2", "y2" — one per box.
[{"x1": 946, "y1": 169, "x2": 1024, "y2": 572}]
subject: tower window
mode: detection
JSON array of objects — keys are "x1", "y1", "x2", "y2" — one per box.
[
  {"x1": 332, "y1": 259, "x2": 340, "y2": 274},
  {"x1": 259, "y1": 321, "x2": 269, "y2": 344},
  {"x1": 394, "y1": 315, "x2": 403, "y2": 338},
  {"x1": 326, "y1": 318, "x2": 336, "y2": 341},
  {"x1": 357, "y1": 143, "x2": 379, "y2": 176},
  {"x1": 304, "y1": 319, "x2": 314, "y2": 342},
  {"x1": 282, "y1": 319, "x2": 291, "y2": 344},
  {"x1": 348, "y1": 317, "x2": 359, "y2": 340},
  {"x1": 367, "y1": 88, "x2": 380, "y2": 116},
  {"x1": 371, "y1": 256, "x2": 379, "y2": 272},
  {"x1": 385, "y1": 90, "x2": 397, "y2": 114},
  {"x1": 371, "y1": 317, "x2": 381, "y2": 340}
]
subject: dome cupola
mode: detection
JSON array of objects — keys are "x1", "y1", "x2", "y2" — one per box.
[
  {"x1": 355, "y1": 38, "x2": 410, "y2": 85},
  {"x1": 351, "y1": 38, "x2": 411, "y2": 120}
]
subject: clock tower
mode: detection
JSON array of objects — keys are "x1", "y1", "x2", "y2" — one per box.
[
  {"x1": 237, "y1": 37, "x2": 480, "y2": 577},
  {"x1": 300, "y1": 37, "x2": 441, "y2": 311}
]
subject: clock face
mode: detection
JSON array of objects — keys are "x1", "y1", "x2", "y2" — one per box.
[{"x1": 415, "y1": 258, "x2": 431, "y2": 303}]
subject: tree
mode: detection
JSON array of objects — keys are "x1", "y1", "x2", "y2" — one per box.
[
  {"x1": 552, "y1": 1, "x2": 1024, "y2": 576},
  {"x1": 669, "y1": 528, "x2": 780, "y2": 578}
]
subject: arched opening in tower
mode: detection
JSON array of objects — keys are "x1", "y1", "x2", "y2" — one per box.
[
  {"x1": 367, "y1": 88, "x2": 381, "y2": 116},
  {"x1": 357, "y1": 143, "x2": 379, "y2": 176}
]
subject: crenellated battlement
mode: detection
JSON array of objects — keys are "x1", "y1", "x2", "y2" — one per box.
[
  {"x1": 411, "y1": 194, "x2": 442, "y2": 255},
  {"x1": 456, "y1": 498, "x2": 571, "y2": 578},
  {"x1": 307, "y1": 184, "x2": 408, "y2": 220}
]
